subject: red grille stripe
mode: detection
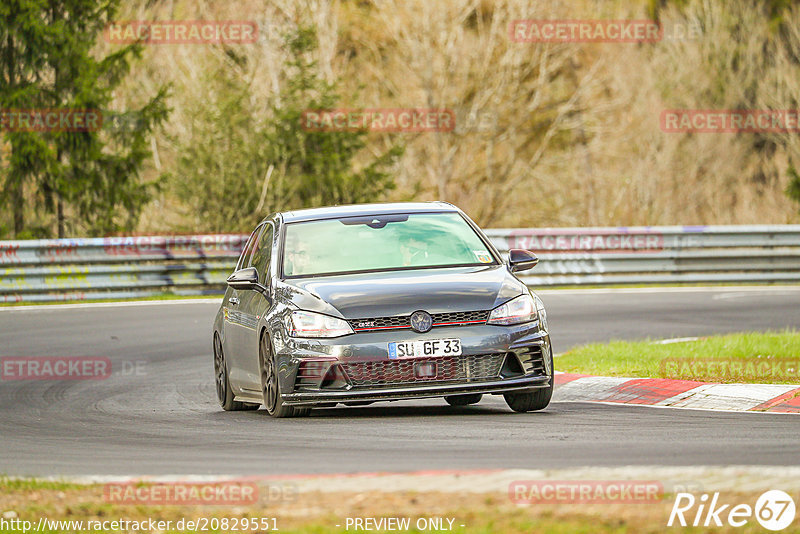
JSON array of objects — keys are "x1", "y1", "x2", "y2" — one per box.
[{"x1": 353, "y1": 319, "x2": 486, "y2": 332}]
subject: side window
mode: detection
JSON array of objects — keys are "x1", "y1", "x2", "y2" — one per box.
[
  {"x1": 251, "y1": 224, "x2": 274, "y2": 282},
  {"x1": 236, "y1": 224, "x2": 264, "y2": 271}
]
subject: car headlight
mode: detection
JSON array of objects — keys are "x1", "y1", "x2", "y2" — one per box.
[
  {"x1": 487, "y1": 294, "x2": 538, "y2": 326},
  {"x1": 287, "y1": 310, "x2": 354, "y2": 338}
]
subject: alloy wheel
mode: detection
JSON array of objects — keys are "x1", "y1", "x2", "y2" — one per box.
[
  {"x1": 213, "y1": 335, "x2": 226, "y2": 403},
  {"x1": 261, "y1": 335, "x2": 278, "y2": 413}
]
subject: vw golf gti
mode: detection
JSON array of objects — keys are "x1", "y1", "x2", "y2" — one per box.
[{"x1": 213, "y1": 202, "x2": 553, "y2": 417}]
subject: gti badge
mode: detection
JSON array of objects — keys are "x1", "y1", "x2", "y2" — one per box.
[{"x1": 410, "y1": 310, "x2": 433, "y2": 333}]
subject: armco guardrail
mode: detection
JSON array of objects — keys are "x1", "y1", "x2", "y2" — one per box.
[
  {"x1": 0, "y1": 235, "x2": 247, "y2": 303},
  {"x1": 1, "y1": 225, "x2": 799, "y2": 302},
  {"x1": 485, "y1": 225, "x2": 800, "y2": 286}
]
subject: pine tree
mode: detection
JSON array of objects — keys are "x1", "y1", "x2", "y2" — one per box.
[{"x1": 0, "y1": 0, "x2": 169, "y2": 238}]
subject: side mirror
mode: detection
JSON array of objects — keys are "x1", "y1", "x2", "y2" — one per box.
[
  {"x1": 226, "y1": 267, "x2": 260, "y2": 291},
  {"x1": 507, "y1": 249, "x2": 539, "y2": 273}
]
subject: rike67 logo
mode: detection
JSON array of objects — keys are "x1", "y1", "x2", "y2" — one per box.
[{"x1": 668, "y1": 490, "x2": 796, "y2": 531}]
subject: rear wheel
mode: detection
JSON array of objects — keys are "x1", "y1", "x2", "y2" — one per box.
[
  {"x1": 504, "y1": 348, "x2": 554, "y2": 413},
  {"x1": 213, "y1": 334, "x2": 259, "y2": 411},
  {"x1": 260, "y1": 332, "x2": 310, "y2": 418},
  {"x1": 444, "y1": 394, "x2": 483, "y2": 406}
]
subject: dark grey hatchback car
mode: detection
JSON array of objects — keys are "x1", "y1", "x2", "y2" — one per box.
[{"x1": 213, "y1": 202, "x2": 553, "y2": 417}]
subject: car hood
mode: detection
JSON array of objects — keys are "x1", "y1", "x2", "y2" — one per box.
[{"x1": 278, "y1": 265, "x2": 527, "y2": 319}]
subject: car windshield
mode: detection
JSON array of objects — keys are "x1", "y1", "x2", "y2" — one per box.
[{"x1": 282, "y1": 211, "x2": 496, "y2": 277}]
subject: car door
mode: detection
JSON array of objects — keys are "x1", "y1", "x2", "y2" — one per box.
[
  {"x1": 232, "y1": 222, "x2": 275, "y2": 394},
  {"x1": 223, "y1": 224, "x2": 264, "y2": 392}
]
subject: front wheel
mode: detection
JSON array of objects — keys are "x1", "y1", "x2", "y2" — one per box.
[
  {"x1": 260, "y1": 332, "x2": 309, "y2": 418},
  {"x1": 504, "y1": 348, "x2": 554, "y2": 412},
  {"x1": 213, "y1": 334, "x2": 259, "y2": 411}
]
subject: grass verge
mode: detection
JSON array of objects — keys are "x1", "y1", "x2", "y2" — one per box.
[
  {"x1": 0, "y1": 478, "x2": 795, "y2": 533},
  {"x1": 557, "y1": 330, "x2": 800, "y2": 384}
]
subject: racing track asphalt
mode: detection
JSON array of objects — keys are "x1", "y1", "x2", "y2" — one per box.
[{"x1": 0, "y1": 287, "x2": 798, "y2": 476}]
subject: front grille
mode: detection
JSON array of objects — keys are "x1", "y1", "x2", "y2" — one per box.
[
  {"x1": 339, "y1": 353, "x2": 506, "y2": 388},
  {"x1": 348, "y1": 310, "x2": 489, "y2": 333},
  {"x1": 350, "y1": 316, "x2": 409, "y2": 331},
  {"x1": 432, "y1": 310, "x2": 490, "y2": 325}
]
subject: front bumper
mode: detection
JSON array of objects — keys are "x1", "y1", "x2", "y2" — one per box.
[
  {"x1": 275, "y1": 320, "x2": 552, "y2": 407},
  {"x1": 282, "y1": 374, "x2": 550, "y2": 406}
]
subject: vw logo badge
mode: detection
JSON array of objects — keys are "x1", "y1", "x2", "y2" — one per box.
[{"x1": 410, "y1": 310, "x2": 433, "y2": 333}]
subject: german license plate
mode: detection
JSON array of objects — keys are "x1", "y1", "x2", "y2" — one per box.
[{"x1": 388, "y1": 339, "x2": 461, "y2": 359}]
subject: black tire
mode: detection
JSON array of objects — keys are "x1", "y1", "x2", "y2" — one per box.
[
  {"x1": 444, "y1": 394, "x2": 483, "y2": 406},
  {"x1": 260, "y1": 332, "x2": 308, "y2": 418},
  {"x1": 213, "y1": 334, "x2": 259, "y2": 411},
  {"x1": 503, "y1": 348, "x2": 554, "y2": 413}
]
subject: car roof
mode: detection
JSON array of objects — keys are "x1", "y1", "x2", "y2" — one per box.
[{"x1": 279, "y1": 201, "x2": 459, "y2": 223}]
